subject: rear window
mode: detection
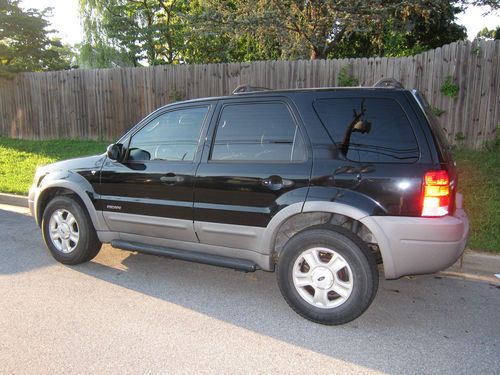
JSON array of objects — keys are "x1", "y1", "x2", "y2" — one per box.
[{"x1": 313, "y1": 98, "x2": 419, "y2": 163}]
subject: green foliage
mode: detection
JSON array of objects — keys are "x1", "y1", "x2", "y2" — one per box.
[
  {"x1": 454, "y1": 131, "x2": 466, "y2": 147},
  {"x1": 440, "y1": 75, "x2": 460, "y2": 99},
  {"x1": 77, "y1": 42, "x2": 135, "y2": 69},
  {"x1": 471, "y1": 45, "x2": 481, "y2": 56},
  {"x1": 0, "y1": 0, "x2": 73, "y2": 76},
  {"x1": 79, "y1": 0, "x2": 224, "y2": 67},
  {"x1": 335, "y1": 2, "x2": 466, "y2": 59},
  {"x1": 337, "y1": 65, "x2": 359, "y2": 87},
  {"x1": 78, "y1": 0, "x2": 479, "y2": 65},
  {"x1": 78, "y1": 0, "x2": 283, "y2": 67},
  {"x1": 201, "y1": 0, "x2": 469, "y2": 60},
  {"x1": 74, "y1": 0, "x2": 497, "y2": 67},
  {"x1": 453, "y1": 138, "x2": 500, "y2": 252},
  {"x1": 431, "y1": 107, "x2": 446, "y2": 117},
  {"x1": 475, "y1": 26, "x2": 500, "y2": 40},
  {"x1": 454, "y1": 132, "x2": 466, "y2": 141},
  {"x1": 0, "y1": 137, "x2": 108, "y2": 195},
  {"x1": 169, "y1": 88, "x2": 183, "y2": 102}
]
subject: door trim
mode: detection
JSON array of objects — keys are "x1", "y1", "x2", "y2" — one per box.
[
  {"x1": 102, "y1": 212, "x2": 198, "y2": 243},
  {"x1": 194, "y1": 221, "x2": 265, "y2": 252}
]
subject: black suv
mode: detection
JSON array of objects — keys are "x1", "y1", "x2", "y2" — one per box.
[{"x1": 29, "y1": 83, "x2": 469, "y2": 325}]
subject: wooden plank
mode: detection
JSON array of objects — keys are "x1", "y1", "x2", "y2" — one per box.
[
  {"x1": 493, "y1": 40, "x2": 500, "y2": 143},
  {"x1": 476, "y1": 41, "x2": 495, "y2": 148},
  {"x1": 438, "y1": 43, "x2": 452, "y2": 142},
  {"x1": 465, "y1": 40, "x2": 482, "y2": 148}
]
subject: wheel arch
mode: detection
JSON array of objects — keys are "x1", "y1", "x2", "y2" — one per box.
[
  {"x1": 35, "y1": 179, "x2": 107, "y2": 232},
  {"x1": 263, "y1": 201, "x2": 393, "y2": 278}
]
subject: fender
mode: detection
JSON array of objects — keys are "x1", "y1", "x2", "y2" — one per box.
[
  {"x1": 261, "y1": 200, "x2": 371, "y2": 254},
  {"x1": 34, "y1": 170, "x2": 109, "y2": 232},
  {"x1": 261, "y1": 196, "x2": 396, "y2": 280},
  {"x1": 260, "y1": 202, "x2": 304, "y2": 254}
]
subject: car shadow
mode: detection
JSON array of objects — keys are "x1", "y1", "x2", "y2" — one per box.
[
  {"x1": 0, "y1": 207, "x2": 54, "y2": 274},
  {"x1": 70, "y1": 245, "x2": 498, "y2": 374},
  {"x1": 2, "y1": 207, "x2": 497, "y2": 373}
]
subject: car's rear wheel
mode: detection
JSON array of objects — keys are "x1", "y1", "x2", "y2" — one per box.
[
  {"x1": 276, "y1": 224, "x2": 378, "y2": 325},
  {"x1": 42, "y1": 195, "x2": 101, "y2": 265}
]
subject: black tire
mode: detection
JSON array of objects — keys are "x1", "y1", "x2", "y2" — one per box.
[
  {"x1": 42, "y1": 195, "x2": 101, "y2": 265},
  {"x1": 276, "y1": 224, "x2": 378, "y2": 325}
]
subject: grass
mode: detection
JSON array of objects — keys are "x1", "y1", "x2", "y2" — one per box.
[
  {"x1": 453, "y1": 139, "x2": 499, "y2": 253},
  {"x1": 0, "y1": 136, "x2": 498, "y2": 252},
  {"x1": 0, "y1": 137, "x2": 108, "y2": 195}
]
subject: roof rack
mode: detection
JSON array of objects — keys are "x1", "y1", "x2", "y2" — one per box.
[
  {"x1": 232, "y1": 84, "x2": 271, "y2": 95},
  {"x1": 373, "y1": 78, "x2": 405, "y2": 89}
]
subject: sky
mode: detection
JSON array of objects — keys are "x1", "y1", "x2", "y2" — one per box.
[
  {"x1": 20, "y1": 0, "x2": 500, "y2": 46},
  {"x1": 21, "y1": 0, "x2": 82, "y2": 45}
]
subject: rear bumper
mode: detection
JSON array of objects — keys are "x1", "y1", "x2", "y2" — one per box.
[{"x1": 361, "y1": 208, "x2": 469, "y2": 279}]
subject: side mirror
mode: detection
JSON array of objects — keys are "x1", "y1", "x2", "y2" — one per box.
[{"x1": 106, "y1": 143, "x2": 122, "y2": 161}]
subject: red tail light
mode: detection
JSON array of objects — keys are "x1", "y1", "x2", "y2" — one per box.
[{"x1": 421, "y1": 170, "x2": 450, "y2": 217}]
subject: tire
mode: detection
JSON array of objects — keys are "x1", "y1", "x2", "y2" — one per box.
[
  {"x1": 42, "y1": 195, "x2": 102, "y2": 265},
  {"x1": 276, "y1": 224, "x2": 378, "y2": 325}
]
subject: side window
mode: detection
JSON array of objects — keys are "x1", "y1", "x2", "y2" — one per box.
[
  {"x1": 127, "y1": 106, "x2": 208, "y2": 162},
  {"x1": 210, "y1": 102, "x2": 306, "y2": 162},
  {"x1": 313, "y1": 98, "x2": 419, "y2": 163}
]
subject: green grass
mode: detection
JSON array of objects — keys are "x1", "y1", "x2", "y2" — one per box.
[
  {"x1": 0, "y1": 137, "x2": 498, "y2": 252},
  {"x1": 453, "y1": 139, "x2": 500, "y2": 253},
  {"x1": 0, "y1": 137, "x2": 108, "y2": 195}
]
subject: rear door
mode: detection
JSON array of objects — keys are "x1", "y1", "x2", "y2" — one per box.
[{"x1": 193, "y1": 98, "x2": 312, "y2": 251}]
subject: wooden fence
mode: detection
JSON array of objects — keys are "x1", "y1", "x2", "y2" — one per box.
[{"x1": 0, "y1": 40, "x2": 499, "y2": 149}]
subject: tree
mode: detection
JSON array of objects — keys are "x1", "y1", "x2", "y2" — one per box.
[
  {"x1": 475, "y1": 26, "x2": 500, "y2": 40},
  {"x1": 202, "y1": 0, "x2": 378, "y2": 60},
  {"x1": 79, "y1": 0, "x2": 201, "y2": 66},
  {"x1": 334, "y1": 1, "x2": 467, "y2": 58},
  {"x1": 79, "y1": 0, "x2": 500, "y2": 66},
  {"x1": 0, "y1": 0, "x2": 73, "y2": 76},
  {"x1": 200, "y1": 0, "x2": 475, "y2": 60}
]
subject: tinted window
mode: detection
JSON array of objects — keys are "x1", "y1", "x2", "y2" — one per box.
[
  {"x1": 211, "y1": 102, "x2": 306, "y2": 162},
  {"x1": 314, "y1": 98, "x2": 419, "y2": 163},
  {"x1": 128, "y1": 106, "x2": 208, "y2": 161}
]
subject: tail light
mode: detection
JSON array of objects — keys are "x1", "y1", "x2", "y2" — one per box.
[{"x1": 421, "y1": 170, "x2": 450, "y2": 217}]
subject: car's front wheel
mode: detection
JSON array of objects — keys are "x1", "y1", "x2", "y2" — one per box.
[
  {"x1": 276, "y1": 225, "x2": 378, "y2": 325},
  {"x1": 42, "y1": 195, "x2": 101, "y2": 265}
]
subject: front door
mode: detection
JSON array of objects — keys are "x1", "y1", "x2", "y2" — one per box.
[{"x1": 96, "y1": 104, "x2": 213, "y2": 242}]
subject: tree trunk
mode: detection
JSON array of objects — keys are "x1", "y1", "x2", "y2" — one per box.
[{"x1": 310, "y1": 48, "x2": 327, "y2": 60}]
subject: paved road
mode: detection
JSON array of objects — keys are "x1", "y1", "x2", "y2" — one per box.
[{"x1": 1, "y1": 204, "x2": 499, "y2": 374}]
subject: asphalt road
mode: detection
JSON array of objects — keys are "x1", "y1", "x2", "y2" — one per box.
[{"x1": 1, "y1": 204, "x2": 499, "y2": 374}]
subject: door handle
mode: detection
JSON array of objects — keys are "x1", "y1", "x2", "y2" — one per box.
[
  {"x1": 262, "y1": 175, "x2": 293, "y2": 191},
  {"x1": 160, "y1": 173, "x2": 184, "y2": 184}
]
